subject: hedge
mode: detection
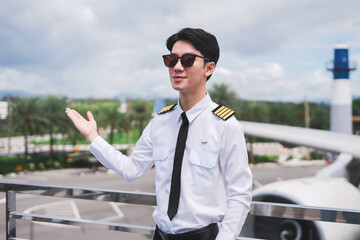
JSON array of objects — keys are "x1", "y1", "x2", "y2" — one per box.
[{"x1": 0, "y1": 152, "x2": 101, "y2": 175}]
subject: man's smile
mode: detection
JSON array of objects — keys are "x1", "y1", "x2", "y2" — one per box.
[{"x1": 173, "y1": 75, "x2": 186, "y2": 81}]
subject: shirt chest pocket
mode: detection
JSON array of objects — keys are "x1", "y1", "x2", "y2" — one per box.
[
  {"x1": 153, "y1": 148, "x2": 170, "y2": 180},
  {"x1": 186, "y1": 149, "x2": 218, "y2": 188}
]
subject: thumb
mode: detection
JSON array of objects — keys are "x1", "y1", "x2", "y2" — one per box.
[{"x1": 87, "y1": 111, "x2": 95, "y2": 122}]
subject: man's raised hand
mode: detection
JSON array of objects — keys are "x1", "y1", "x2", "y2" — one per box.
[{"x1": 65, "y1": 108, "x2": 99, "y2": 143}]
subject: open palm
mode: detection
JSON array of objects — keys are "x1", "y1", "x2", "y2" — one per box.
[{"x1": 65, "y1": 108, "x2": 99, "y2": 143}]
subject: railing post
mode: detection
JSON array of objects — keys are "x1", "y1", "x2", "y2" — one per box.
[{"x1": 6, "y1": 191, "x2": 16, "y2": 240}]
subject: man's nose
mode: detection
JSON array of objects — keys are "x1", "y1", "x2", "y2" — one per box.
[{"x1": 173, "y1": 59, "x2": 184, "y2": 71}]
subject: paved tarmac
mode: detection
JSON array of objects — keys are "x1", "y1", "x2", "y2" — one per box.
[{"x1": 0, "y1": 160, "x2": 327, "y2": 240}]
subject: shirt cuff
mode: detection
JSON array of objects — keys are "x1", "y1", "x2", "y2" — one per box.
[
  {"x1": 89, "y1": 136, "x2": 109, "y2": 156},
  {"x1": 215, "y1": 228, "x2": 236, "y2": 240}
]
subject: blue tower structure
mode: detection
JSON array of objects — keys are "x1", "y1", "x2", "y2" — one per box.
[{"x1": 327, "y1": 43, "x2": 356, "y2": 134}]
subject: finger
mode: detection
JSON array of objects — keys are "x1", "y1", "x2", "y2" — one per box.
[
  {"x1": 70, "y1": 109, "x2": 86, "y2": 120},
  {"x1": 87, "y1": 111, "x2": 95, "y2": 122},
  {"x1": 65, "y1": 107, "x2": 72, "y2": 115},
  {"x1": 66, "y1": 109, "x2": 84, "y2": 122},
  {"x1": 66, "y1": 108, "x2": 77, "y2": 118},
  {"x1": 65, "y1": 108, "x2": 76, "y2": 119}
]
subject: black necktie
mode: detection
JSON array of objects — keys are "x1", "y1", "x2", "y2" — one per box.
[{"x1": 167, "y1": 112, "x2": 189, "y2": 220}]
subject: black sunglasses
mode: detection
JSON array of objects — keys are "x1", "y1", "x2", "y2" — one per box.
[{"x1": 162, "y1": 53, "x2": 210, "y2": 68}]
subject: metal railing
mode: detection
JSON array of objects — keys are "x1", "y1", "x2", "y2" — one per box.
[{"x1": 1, "y1": 181, "x2": 360, "y2": 240}]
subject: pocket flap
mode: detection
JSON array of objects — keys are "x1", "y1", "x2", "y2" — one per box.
[{"x1": 189, "y1": 150, "x2": 218, "y2": 168}]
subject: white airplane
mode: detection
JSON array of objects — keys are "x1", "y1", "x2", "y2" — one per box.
[{"x1": 240, "y1": 120, "x2": 360, "y2": 240}]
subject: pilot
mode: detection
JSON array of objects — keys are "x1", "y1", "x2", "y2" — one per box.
[{"x1": 66, "y1": 27, "x2": 252, "y2": 240}]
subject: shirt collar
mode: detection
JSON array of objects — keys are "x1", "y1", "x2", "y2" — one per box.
[{"x1": 175, "y1": 93, "x2": 212, "y2": 123}]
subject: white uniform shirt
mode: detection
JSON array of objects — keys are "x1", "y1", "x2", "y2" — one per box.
[{"x1": 90, "y1": 94, "x2": 252, "y2": 240}]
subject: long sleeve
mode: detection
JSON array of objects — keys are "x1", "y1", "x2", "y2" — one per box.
[
  {"x1": 89, "y1": 121, "x2": 154, "y2": 182},
  {"x1": 216, "y1": 120, "x2": 253, "y2": 240}
]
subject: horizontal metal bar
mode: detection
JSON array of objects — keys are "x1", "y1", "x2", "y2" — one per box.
[
  {"x1": 2, "y1": 181, "x2": 360, "y2": 225},
  {"x1": 251, "y1": 201, "x2": 360, "y2": 225},
  {"x1": 0, "y1": 181, "x2": 156, "y2": 206},
  {"x1": 236, "y1": 238, "x2": 266, "y2": 240},
  {"x1": 10, "y1": 211, "x2": 262, "y2": 239},
  {"x1": 10, "y1": 212, "x2": 155, "y2": 235}
]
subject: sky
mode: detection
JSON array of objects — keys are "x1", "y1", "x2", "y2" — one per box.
[{"x1": 0, "y1": 0, "x2": 359, "y2": 102}]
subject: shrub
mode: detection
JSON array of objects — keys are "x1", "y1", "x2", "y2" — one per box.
[
  {"x1": 46, "y1": 159, "x2": 54, "y2": 168},
  {"x1": 38, "y1": 162, "x2": 46, "y2": 170},
  {"x1": 53, "y1": 161, "x2": 62, "y2": 169},
  {"x1": 0, "y1": 156, "x2": 27, "y2": 175},
  {"x1": 0, "y1": 149, "x2": 113, "y2": 175},
  {"x1": 310, "y1": 150, "x2": 325, "y2": 160},
  {"x1": 253, "y1": 155, "x2": 278, "y2": 164},
  {"x1": 28, "y1": 162, "x2": 36, "y2": 171}
]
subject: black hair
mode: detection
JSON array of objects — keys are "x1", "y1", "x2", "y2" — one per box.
[{"x1": 166, "y1": 28, "x2": 220, "y2": 80}]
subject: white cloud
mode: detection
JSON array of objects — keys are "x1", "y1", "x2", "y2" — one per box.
[
  {"x1": 216, "y1": 68, "x2": 233, "y2": 76},
  {"x1": 0, "y1": 0, "x2": 359, "y2": 101},
  {"x1": 0, "y1": 68, "x2": 49, "y2": 94},
  {"x1": 210, "y1": 61, "x2": 335, "y2": 102}
]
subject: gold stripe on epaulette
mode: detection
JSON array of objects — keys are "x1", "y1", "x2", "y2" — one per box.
[
  {"x1": 158, "y1": 104, "x2": 177, "y2": 114},
  {"x1": 212, "y1": 105, "x2": 235, "y2": 120}
]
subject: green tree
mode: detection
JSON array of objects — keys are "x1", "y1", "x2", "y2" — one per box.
[
  {"x1": 353, "y1": 98, "x2": 360, "y2": 134},
  {"x1": 42, "y1": 96, "x2": 68, "y2": 158},
  {"x1": 208, "y1": 83, "x2": 239, "y2": 108},
  {"x1": 130, "y1": 99, "x2": 153, "y2": 136},
  {"x1": 96, "y1": 102, "x2": 121, "y2": 145},
  {"x1": 267, "y1": 102, "x2": 298, "y2": 126},
  {"x1": 243, "y1": 101, "x2": 271, "y2": 123},
  {"x1": 309, "y1": 103, "x2": 330, "y2": 130},
  {"x1": 10, "y1": 98, "x2": 45, "y2": 159},
  {"x1": 353, "y1": 98, "x2": 360, "y2": 116},
  {"x1": 64, "y1": 120, "x2": 84, "y2": 146},
  {"x1": 118, "y1": 112, "x2": 132, "y2": 144}
]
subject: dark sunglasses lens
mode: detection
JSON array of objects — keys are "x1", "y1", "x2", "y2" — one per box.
[
  {"x1": 181, "y1": 54, "x2": 196, "y2": 67},
  {"x1": 163, "y1": 55, "x2": 177, "y2": 67}
]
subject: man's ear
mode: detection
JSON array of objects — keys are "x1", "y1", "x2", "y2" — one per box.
[{"x1": 205, "y1": 62, "x2": 216, "y2": 78}]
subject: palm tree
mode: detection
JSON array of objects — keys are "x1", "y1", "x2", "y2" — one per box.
[
  {"x1": 96, "y1": 102, "x2": 121, "y2": 145},
  {"x1": 10, "y1": 98, "x2": 45, "y2": 159},
  {"x1": 208, "y1": 83, "x2": 238, "y2": 108},
  {"x1": 42, "y1": 95, "x2": 68, "y2": 158},
  {"x1": 130, "y1": 99, "x2": 153, "y2": 136},
  {"x1": 118, "y1": 112, "x2": 132, "y2": 144}
]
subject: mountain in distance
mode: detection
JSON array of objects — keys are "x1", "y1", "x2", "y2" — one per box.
[
  {"x1": 114, "y1": 92, "x2": 161, "y2": 100},
  {"x1": 114, "y1": 92, "x2": 141, "y2": 99},
  {"x1": 1, "y1": 89, "x2": 359, "y2": 103},
  {"x1": 0, "y1": 89, "x2": 33, "y2": 100},
  {"x1": 0, "y1": 90, "x2": 153, "y2": 101}
]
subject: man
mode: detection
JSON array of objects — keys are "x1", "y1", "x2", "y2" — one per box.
[{"x1": 66, "y1": 27, "x2": 252, "y2": 240}]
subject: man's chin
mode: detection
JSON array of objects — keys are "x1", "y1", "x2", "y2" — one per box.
[{"x1": 171, "y1": 83, "x2": 183, "y2": 91}]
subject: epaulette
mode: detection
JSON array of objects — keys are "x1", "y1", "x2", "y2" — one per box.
[
  {"x1": 158, "y1": 104, "x2": 177, "y2": 114},
  {"x1": 212, "y1": 105, "x2": 235, "y2": 120}
]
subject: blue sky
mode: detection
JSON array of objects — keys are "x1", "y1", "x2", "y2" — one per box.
[{"x1": 0, "y1": 0, "x2": 359, "y2": 102}]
